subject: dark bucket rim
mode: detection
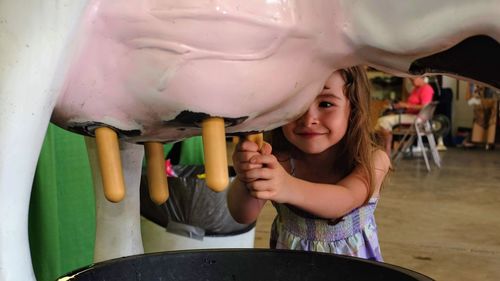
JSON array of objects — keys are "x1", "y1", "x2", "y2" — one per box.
[{"x1": 57, "y1": 248, "x2": 434, "y2": 281}]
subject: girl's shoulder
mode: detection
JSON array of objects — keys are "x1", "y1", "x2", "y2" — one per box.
[
  {"x1": 370, "y1": 149, "x2": 391, "y2": 198},
  {"x1": 372, "y1": 149, "x2": 391, "y2": 173}
]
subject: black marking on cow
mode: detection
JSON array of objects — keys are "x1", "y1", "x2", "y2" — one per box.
[
  {"x1": 67, "y1": 122, "x2": 142, "y2": 138},
  {"x1": 410, "y1": 35, "x2": 500, "y2": 89},
  {"x1": 163, "y1": 110, "x2": 248, "y2": 127}
]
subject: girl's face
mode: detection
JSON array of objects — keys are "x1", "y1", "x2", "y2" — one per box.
[{"x1": 282, "y1": 71, "x2": 351, "y2": 155}]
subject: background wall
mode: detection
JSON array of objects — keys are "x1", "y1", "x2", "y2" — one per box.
[{"x1": 442, "y1": 76, "x2": 474, "y2": 134}]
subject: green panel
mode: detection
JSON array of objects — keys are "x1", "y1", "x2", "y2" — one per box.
[
  {"x1": 179, "y1": 136, "x2": 205, "y2": 165},
  {"x1": 28, "y1": 124, "x2": 95, "y2": 281}
]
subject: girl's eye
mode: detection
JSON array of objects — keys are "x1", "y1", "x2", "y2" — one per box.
[{"x1": 319, "y1": 101, "x2": 334, "y2": 108}]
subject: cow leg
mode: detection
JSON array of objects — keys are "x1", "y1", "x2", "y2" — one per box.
[
  {"x1": 0, "y1": 1, "x2": 88, "y2": 279},
  {"x1": 0, "y1": 111, "x2": 49, "y2": 281},
  {"x1": 85, "y1": 137, "x2": 145, "y2": 262}
]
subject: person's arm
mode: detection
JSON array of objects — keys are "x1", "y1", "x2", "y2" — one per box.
[
  {"x1": 245, "y1": 149, "x2": 391, "y2": 219},
  {"x1": 399, "y1": 102, "x2": 424, "y2": 111},
  {"x1": 227, "y1": 140, "x2": 269, "y2": 224},
  {"x1": 395, "y1": 101, "x2": 418, "y2": 111}
]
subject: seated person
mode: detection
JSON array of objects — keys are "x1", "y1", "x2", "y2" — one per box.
[{"x1": 375, "y1": 76, "x2": 434, "y2": 155}]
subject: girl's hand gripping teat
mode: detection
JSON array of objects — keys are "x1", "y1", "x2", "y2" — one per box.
[
  {"x1": 232, "y1": 136, "x2": 268, "y2": 184},
  {"x1": 243, "y1": 149, "x2": 292, "y2": 203}
]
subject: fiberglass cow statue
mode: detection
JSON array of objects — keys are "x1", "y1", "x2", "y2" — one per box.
[{"x1": 1, "y1": 0, "x2": 499, "y2": 280}]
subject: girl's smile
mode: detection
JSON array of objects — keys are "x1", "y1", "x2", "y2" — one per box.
[
  {"x1": 294, "y1": 130, "x2": 328, "y2": 137},
  {"x1": 282, "y1": 71, "x2": 350, "y2": 155}
]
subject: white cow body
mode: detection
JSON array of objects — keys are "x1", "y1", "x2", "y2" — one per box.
[
  {"x1": 1, "y1": 1, "x2": 499, "y2": 280},
  {"x1": 52, "y1": 0, "x2": 500, "y2": 142},
  {"x1": 1, "y1": 2, "x2": 89, "y2": 280}
]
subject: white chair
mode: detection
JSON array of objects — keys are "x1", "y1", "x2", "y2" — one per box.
[{"x1": 391, "y1": 101, "x2": 441, "y2": 171}]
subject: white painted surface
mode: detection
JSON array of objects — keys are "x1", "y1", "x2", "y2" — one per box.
[
  {"x1": 0, "y1": 1, "x2": 88, "y2": 280},
  {"x1": 141, "y1": 217, "x2": 255, "y2": 252},
  {"x1": 86, "y1": 138, "x2": 145, "y2": 263}
]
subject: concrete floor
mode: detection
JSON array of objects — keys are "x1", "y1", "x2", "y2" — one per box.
[{"x1": 253, "y1": 147, "x2": 500, "y2": 281}]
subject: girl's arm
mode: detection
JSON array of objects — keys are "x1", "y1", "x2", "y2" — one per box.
[
  {"x1": 227, "y1": 179, "x2": 267, "y2": 224},
  {"x1": 246, "y1": 149, "x2": 390, "y2": 219},
  {"x1": 227, "y1": 140, "x2": 270, "y2": 224}
]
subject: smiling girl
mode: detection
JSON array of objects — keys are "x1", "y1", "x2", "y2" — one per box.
[{"x1": 227, "y1": 66, "x2": 390, "y2": 261}]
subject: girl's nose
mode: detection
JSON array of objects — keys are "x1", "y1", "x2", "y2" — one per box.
[{"x1": 299, "y1": 108, "x2": 319, "y2": 126}]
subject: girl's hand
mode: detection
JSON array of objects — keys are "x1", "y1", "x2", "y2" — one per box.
[
  {"x1": 228, "y1": 140, "x2": 271, "y2": 224},
  {"x1": 244, "y1": 152, "x2": 292, "y2": 203},
  {"x1": 232, "y1": 140, "x2": 267, "y2": 183}
]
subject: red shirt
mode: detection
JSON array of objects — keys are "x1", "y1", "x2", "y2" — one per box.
[{"x1": 406, "y1": 84, "x2": 434, "y2": 114}]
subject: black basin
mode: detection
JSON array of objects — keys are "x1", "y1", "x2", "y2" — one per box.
[{"x1": 57, "y1": 249, "x2": 433, "y2": 281}]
